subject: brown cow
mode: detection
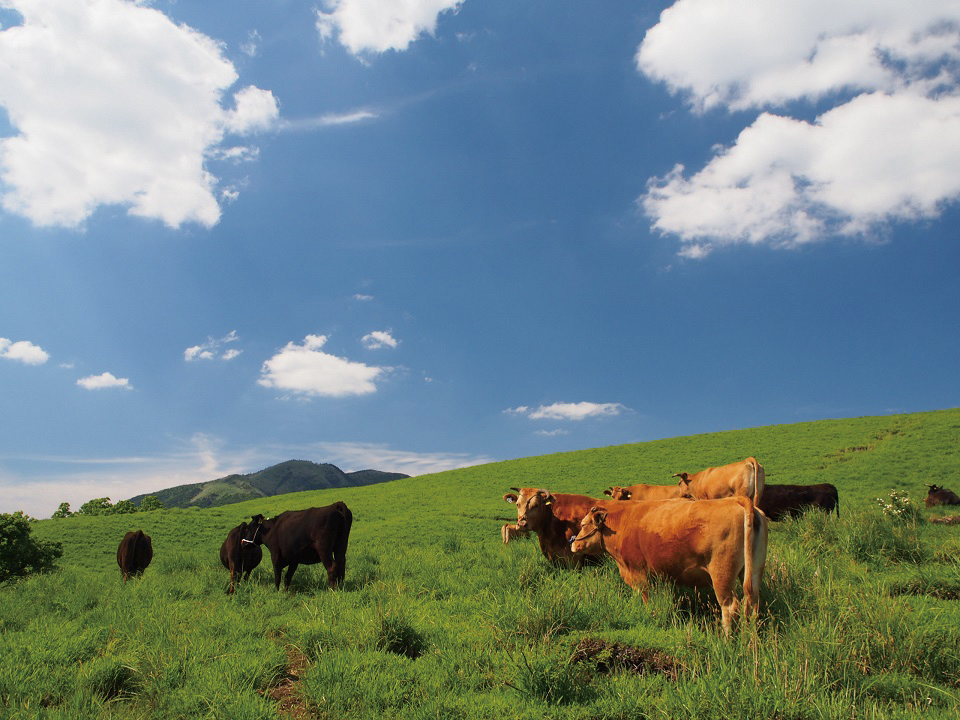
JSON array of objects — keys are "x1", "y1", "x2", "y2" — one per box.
[
  {"x1": 501, "y1": 523, "x2": 529, "y2": 544},
  {"x1": 603, "y1": 484, "x2": 682, "y2": 501},
  {"x1": 220, "y1": 521, "x2": 263, "y2": 593},
  {"x1": 570, "y1": 497, "x2": 768, "y2": 635},
  {"x1": 759, "y1": 483, "x2": 839, "y2": 521},
  {"x1": 503, "y1": 488, "x2": 606, "y2": 566},
  {"x1": 117, "y1": 529, "x2": 153, "y2": 582},
  {"x1": 674, "y1": 457, "x2": 765, "y2": 504},
  {"x1": 246, "y1": 502, "x2": 353, "y2": 591},
  {"x1": 925, "y1": 484, "x2": 960, "y2": 508}
]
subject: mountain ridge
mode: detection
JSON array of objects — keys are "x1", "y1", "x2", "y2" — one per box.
[{"x1": 127, "y1": 459, "x2": 408, "y2": 509}]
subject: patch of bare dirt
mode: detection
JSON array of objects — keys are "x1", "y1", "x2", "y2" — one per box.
[
  {"x1": 263, "y1": 645, "x2": 312, "y2": 720},
  {"x1": 570, "y1": 638, "x2": 683, "y2": 680},
  {"x1": 929, "y1": 515, "x2": 960, "y2": 525}
]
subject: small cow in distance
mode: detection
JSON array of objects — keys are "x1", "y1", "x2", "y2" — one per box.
[
  {"x1": 247, "y1": 502, "x2": 353, "y2": 591},
  {"x1": 603, "y1": 484, "x2": 682, "y2": 501},
  {"x1": 501, "y1": 523, "x2": 529, "y2": 544},
  {"x1": 758, "y1": 483, "x2": 840, "y2": 521},
  {"x1": 673, "y1": 457, "x2": 765, "y2": 504},
  {"x1": 117, "y1": 530, "x2": 153, "y2": 582},
  {"x1": 220, "y1": 521, "x2": 263, "y2": 593},
  {"x1": 925, "y1": 484, "x2": 960, "y2": 508}
]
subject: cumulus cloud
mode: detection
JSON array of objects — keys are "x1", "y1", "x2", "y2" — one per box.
[
  {"x1": 316, "y1": 0, "x2": 463, "y2": 55},
  {"x1": 0, "y1": 0, "x2": 279, "y2": 230},
  {"x1": 77, "y1": 372, "x2": 132, "y2": 390},
  {"x1": 637, "y1": 0, "x2": 960, "y2": 255},
  {"x1": 184, "y1": 330, "x2": 241, "y2": 362},
  {"x1": 0, "y1": 337, "x2": 49, "y2": 365},
  {"x1": 506, "y1": 402, "x2": 627, "y2": 421},
  {"x1": 361, "y1": 330, "x2": 398, "y2": 350},
  {"x1": 258, "y1": 334, "x2": 388, "y2": 398}
]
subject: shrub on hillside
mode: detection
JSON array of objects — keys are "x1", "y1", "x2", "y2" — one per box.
[{"x1": 0, "y1": 511, "x2": 64, "y2": 584}]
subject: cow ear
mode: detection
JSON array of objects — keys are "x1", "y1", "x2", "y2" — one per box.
[
  {"x1": 622, "y1": 490, "x2": 632, "y2": 500},
  {"x1": 603, "y1": 488, "x2": 613, "y2": 497},
  {"x1": 544, "y1": 492, "x2": 555, "y2": 506},
  {"x1": 510, "y1": 487, "x2": 521, "y2": 493},
  {"x1": 503, "y1": 493, "x2": 518, "y2": 504},
  {"x1": 594, "y1": 509, "x2": 608, "y2": 526}
]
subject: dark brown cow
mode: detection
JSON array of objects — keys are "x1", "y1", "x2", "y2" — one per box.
[
  {"x1": 603, "y1": 484, "x2": 682, "y2": 501},
  {"x1": 673, "y1": 457, "x2": 765, "y2": 504},
  {"x1": 758, "y1": 483, "x2": 839, "y2": 521},
  {"x1": 247, "y1": 502, "x2": 353, "y2": 590},
  {"x1": 117, "y1": 529, "x2": 153, "y2": 582},
  {"x1": 925, "y1": 484, "x2": 960, "y2": 508},
  {"x1": 570, "y1": 497, "x2": 768, "y2": 635},
  {"x1": 220, "y1": 521, "x2": 263, "y2": 593},
  {"x1": 503, "y1": 488, "x2": 606, "y2": 566}
]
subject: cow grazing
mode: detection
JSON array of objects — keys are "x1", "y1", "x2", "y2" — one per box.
[
  {"x1": 501, "y1": 523, "x2": 529, "y2": 544},
  {"x1": 925, "y1": 484, "x2": 960, "y2": 508},
  {"x1": 503, "y1": 488, "x2": 606, "y2": 566},
  {"x1": 603, "y1": 484, "x2": 682, "y2": 501},
  {"x1": 570, "y1": 497, "x2": 768, "y2": 636},
  {"x1": 117, "y1": 530, "x2": 153, "y2": 582},
  {"x1": 220, "y1": 521, "x2": 263, "y2": 593},
  {"x1": 673, "y1": 457, "x2": 765, "y2": 504},
  {"x1": 758, "y1": 483, "x2": 839, "y2": 521},
  {"x1": 247, "y1": 502, "x2": 353, "y2": 591}
]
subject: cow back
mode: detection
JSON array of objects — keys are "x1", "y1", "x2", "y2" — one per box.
[{"x1": 678, "y1": 457, "x2": 765, "y2": 503}]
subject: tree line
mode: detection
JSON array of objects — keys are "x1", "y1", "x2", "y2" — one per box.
[{"x1": 51, "y1": 495, "x2": 164, "y2": 518}]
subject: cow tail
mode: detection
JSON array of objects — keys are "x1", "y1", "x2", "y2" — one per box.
[
  {"x1": 742, "y1": 498, "x2": 757, "y2": 615},
  {"x1": 750, "y1": 458, "x2": 765, "y2": 505}
]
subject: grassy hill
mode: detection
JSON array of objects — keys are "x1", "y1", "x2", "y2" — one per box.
[
  {"x1": 128, "y1": 460, "x2": 408, "y2": 509},
  {"x1": 6, "y1": 408, "x2": 960, "y2": 719}
]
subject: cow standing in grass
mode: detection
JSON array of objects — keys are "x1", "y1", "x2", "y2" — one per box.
[
  {"x1": 117, "y1": 530, "x2": 153, "y2": 582},
  {"x1": 759, "y1": 483, "x2": 839, "y2": 521},
  {"x1": 673, "y1": 457, "x2": 765, "y2": 504},
  {"x1": 220, "y1": 521, "x2": 263, "y2": 593},
  {"x1": 247, "y1": 502, "x2": 353, "y2": 591},
  {"x1": 570, "y1": 497, "x2": 768, "y2": 636},
  {"x1": 503, "y1": 488, "x2": 607, "y2": 567},
  {"x1": 603, "y1": 484, "x2": 682, "y2": 501}
]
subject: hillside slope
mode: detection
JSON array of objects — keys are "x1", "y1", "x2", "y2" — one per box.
[{"x1": 127, "y1": 460, "x2": 408, "y2": 509}]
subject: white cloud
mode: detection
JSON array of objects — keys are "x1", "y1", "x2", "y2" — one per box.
[
  {"x1": 0, "y1": 337, "x2": 49, "y2": 365},
  {"x1": 240, "y1": 29, "x2": 261, "y2": 58},
  {"x1": 279, "y1": 109, "x2": 378, "y2": 132},
  {"x1": 77, "y1": 372, "x2": 132, "y2": 390},
  {"x1": 316, "y1": 0, "x2": 463, "y2": 55},
  {"x1": 0, "y1": 0, "x2": 279, "y2": 229},
  {"x1": 637, "y1": 0, "x2": 960, "y2": 255},
  {"x1": 507, "y1": 402, "x2": 627, "y2": 421},
  {"x1": 313, "y1": 441, "x2": 494, "y2": 476},
  {"x1": 258, "y1": 334, "x2": 387, "y2": 398},
  {"x1": 184, "y1": 330, "x2": 241, "y2": 361},
  {"x1": 353, "y1": 293, "x2": 374, "y2": 302},
  {"x1": 361, "y1": 330, "x2": 398, "y2": 350}
]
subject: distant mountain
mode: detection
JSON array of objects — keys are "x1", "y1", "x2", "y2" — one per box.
[{"x1": 128, "y1": 460, "x2": 408, "y2": 509}]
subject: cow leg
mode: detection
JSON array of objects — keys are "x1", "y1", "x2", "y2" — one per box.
[
  {"x1": 283, "y1": 563, "x2": 299, "y2": 590},
  {"x1": 272, "y1": 561, "x2": 285, "y2": 591}
]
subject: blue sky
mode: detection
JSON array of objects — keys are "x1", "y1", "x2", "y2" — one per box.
[{"x1": 2, "y1": 0, "x2": 959, "y2": 518}]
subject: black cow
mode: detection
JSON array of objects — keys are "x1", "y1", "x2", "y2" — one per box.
[
  {"x1": 117, "y1": 529, "x2": 153, "y2": 582},
  {"x1": 758, "y1": 483, "x2": 839, "y2": 522},
  {"x1": 220, "y1": 521, "x2": 263, "y2": 593},
  {"x1": 247, "y1": 502, "x2": 353, "y2": 591},
  {"x1": 925, "y1": 484, "x2": 960, "y2": 508}
]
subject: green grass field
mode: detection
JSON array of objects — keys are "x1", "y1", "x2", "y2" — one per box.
[{"x1": 4, "y1": 408, "x2": 960, "y2": 718}]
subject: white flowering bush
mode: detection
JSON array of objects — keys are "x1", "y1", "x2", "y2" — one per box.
[{"x1": 875, "y1": 490, "x2": 919, "y2": 523}]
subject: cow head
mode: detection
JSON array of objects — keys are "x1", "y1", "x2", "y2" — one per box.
[
  {"x1": 244, "y1": 514, "x2": 267, "y2": 545},
  {"x1": 603, "y1": 486, "x2": 632, "y2": 501},
  {"x1": 503, "y1": 487, "x2": 555, "y2": 532},
  {"x1": 570, "y1": 507, "x2": 608, "y2": 556},
  {"x1": 673, "y1": 472, "x2": 692, "y2": 494},
  {"x1": 926, "y1": 484, "x2": 943, "y2": 494}
]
